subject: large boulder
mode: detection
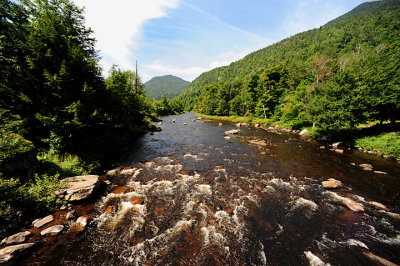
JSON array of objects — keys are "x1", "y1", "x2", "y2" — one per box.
[
  {"x1": 0, "y1": 243, "x2": 35, "y2": 263},
  {"x1": 55, "y1": 175, "x2": 101, "y2": 202},
  {"x1": 40, "y1": 225, "x2": 64, "y2": 236}
]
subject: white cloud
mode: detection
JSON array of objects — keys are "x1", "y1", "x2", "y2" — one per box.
[{"x1": 74, "y1": 0, "x2": 179, "y2": 73}]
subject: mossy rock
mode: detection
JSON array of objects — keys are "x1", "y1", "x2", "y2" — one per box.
[{"x1": 0, "y1": 131, "x2": 38, "y2": 179}]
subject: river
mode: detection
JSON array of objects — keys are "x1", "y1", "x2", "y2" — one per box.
[{"x1": 22, "y1": 113, "x2": 400, "y2": 265}]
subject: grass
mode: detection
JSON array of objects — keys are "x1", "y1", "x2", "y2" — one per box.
[
  {"x1": 0, "y1": 151, "x2": 94, "y2": 238},
  {"x1": 355, "y1": 132, "x2": 400, "y2": 160}
]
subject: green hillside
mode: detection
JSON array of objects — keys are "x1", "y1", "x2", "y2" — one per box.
[
  {"x1": 145, "y1": 75, "x2": 189, "y2": 100},
  {"x1": 178, "y1": 0, "x2": 400, "y2": 130}
]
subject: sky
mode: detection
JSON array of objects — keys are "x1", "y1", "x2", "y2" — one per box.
[{"x1": 73, "y1": 0, "x2": 367, "y2": 82}]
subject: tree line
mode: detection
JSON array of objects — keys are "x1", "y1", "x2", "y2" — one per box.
[{"x1": 178, "y1": 3, "x2": 400, "y2": 130}]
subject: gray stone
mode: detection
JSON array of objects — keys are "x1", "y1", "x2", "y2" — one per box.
[
  {"x1": 224, "y1": 129, "x2": 240, "y2": 135},
  {"x1": 332, "y1": 142, "x2": 342, "y2": 149},
  {"x1": 0, "y1": 243, "x2": 35, "y2": 263},
  {"x1": 299, "y1": 129, "x2": 309, "y2": 136},
  {"x1": 32, "y1": 215, "x2": 54, "y2": 228},
  {"x1": 66, "y1": 210, "x2": 76, "y2": 220},
  {"x1": 40, "y1": 225, "x2": 64, "y2": 236},
  {"x1": 55, "y1": 175, "x2": 101, "y2": 202},
  {"x1": 360, "y1": 164, "x2": 373, "y2": 171},
  {"x1": 1, "y1": 231, "x2": 31, "y2": 245}
]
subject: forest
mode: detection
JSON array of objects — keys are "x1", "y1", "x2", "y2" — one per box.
[
  {"x1": 178, "y1": 1, "x2": 400, "y2": 131},
  {"x1": 0, "y1": 0, "x2": 183, "y2": 230}
]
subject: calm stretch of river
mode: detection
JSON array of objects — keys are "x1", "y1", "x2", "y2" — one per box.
[{"x1": 25, "y1": 113, "x2": 400, "y2": 265}]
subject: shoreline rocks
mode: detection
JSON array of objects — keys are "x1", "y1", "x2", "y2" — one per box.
[{"x1": 55, "y1": 175, "x2": 102, "y2": 202}]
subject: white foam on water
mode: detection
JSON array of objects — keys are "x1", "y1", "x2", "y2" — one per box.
[
  {"x1": 324, "y1": 191, "x2": 345, "y2": 202},
  {"x1": 378, "y1": 210, "x2": 400, "y2": 220},
  {"x1": 194, "y1": 184, "x2": 212, "y2": 195},
  {"x1": 345, "y1": 239, "x2": 369, "y2": 249},
  {"x1": 262, "y1": 185, "x2": 276, "y2": 193},
  {"x1": 154, "y1": 164, "x2": 182, "y2": 172},
  {"x1": 269, "y1": 178, "x2": 292, "y2": 189},
  {"x1": 120, "y1": 219, "x2": 194, "y2": 265},
  {"x1": 304, "y1": 251, "x2": 331, "y2": 266},
  {"x1": 200, "y1": 225, "x2": 226, "y2": 248},
  {"x1": 258, "y1": 241, "x2": 267, "y2": 266},
  {"x1": 293, "y1": 197, "x2": 318, "y2": 212},
  {"x1": 156, "y1": 157, "x2": 174, "y2": 163}
]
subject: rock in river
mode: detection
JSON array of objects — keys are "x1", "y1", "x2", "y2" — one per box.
[
  {"x1": 1, "y1": 231, "x2": 32, "y2": 245},
  {"x1": 40, "y1": 225, "x2": 64, "y2": 236},
  {"x1": 322, "y1": 179, "x2": 343, "y2": 189},
  {"x1": 342, "y1": 198, "x2": 364, "y2": 212},
  {"x1": 359, "y1": 164, "x2": 373, "y2": 171},
  {"x1": 225, "y1": 129, "x2": 240, "y2": 135},
  {"x1": 32, "y1": 215, "x2": 54, "y2": 228},
  {"x1": 55, "y1": 175, "x2": 101, "y2": 202},
  {"x1": 0, "y1": 243, "x2": 35, "y2": 263}
]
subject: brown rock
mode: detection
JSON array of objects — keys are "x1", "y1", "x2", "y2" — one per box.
[
  {"x1": 359, "y1": 164, "x2": 373, "y2": 171},
  {"x1": 322, "y1": 179, "x2": 343, "y2": 189},
  {"x1": 131, "y1": 198, "x2": 144, "y2": 205},
  {"x1": 66, "y1": 210, "x2": 76, "y2": 220},
  {"x1": 342, "y1": 198, "x2": 364, "y2": 212},
  {"x1": 40, "y1": 225, "x2": 64, "y2": 236},
  {"x1": 32, "y1": 215, "x2": 54, "y2": 228},
  {"x1": 367, "y1": 201, "x2": 388, "y2": 211},
  {"x1": 1, "y1": 231, "x2": 32, "y2": 245},
  {"x1": 105, "y1": 206, "x2": 114, "y2": 213},
  {"x1": 363, "y1": 251, "x2": 397, "y2": 266},
  {"x1": 111, "y1": 186, "x2": 134, "y2": 194}
]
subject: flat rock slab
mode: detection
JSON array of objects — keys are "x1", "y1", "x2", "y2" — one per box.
[
  {"x1": 0, "y1": 243, "x2": 35, "y2": 263},
  {"x1": 322, "y1": 179, "x2": 343, "y2": 189},
  {"x1": 56, "y1": 175, "x2": 101, "y2": 202},
  {"x1": 1, "y1": 231, "x2": 32, "y2": 245},
  {"x1": 32, "y1": 215, "x2": 54, "y2": 228},
  {"x1": 40, "y1": 225, "x2": 64, "y2": 236},
  {"x1": 359, "y1": 163, "x2": 373, "y2": 171},
  {"x1": 342, "y1": 198, "x2": 364, "y2": 212}
]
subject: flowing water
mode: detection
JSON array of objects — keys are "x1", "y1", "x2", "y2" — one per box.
[{"x1": 23, "y1": 113, "x2": 400, "y2": 265}]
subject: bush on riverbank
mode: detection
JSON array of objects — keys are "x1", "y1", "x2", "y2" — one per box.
[{"x1": 355, "y1": 132, "x2": 400, "y2": 160}]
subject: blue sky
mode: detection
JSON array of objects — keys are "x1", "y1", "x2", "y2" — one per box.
[{"x1": 74, "y1": 0, "x2": 367, "y2": 82}]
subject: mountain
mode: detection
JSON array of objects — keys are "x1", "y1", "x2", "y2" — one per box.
[
  {"x1": 144, "y1": 75, "x2": 189, "y2": 100},
  {"x1": 326, "y1": 0, "x2": 400, "y2": 25},
  {"x1": 178, "y1": 0, "x2": 400, "y2": 130}
]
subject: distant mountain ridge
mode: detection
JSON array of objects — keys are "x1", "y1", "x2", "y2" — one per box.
[
  {"x1": 326, "y1": 0, "x2": 400, "y2": 25},
  {"x1": 144, "y1": 75, "x2": 189, "y2": 100}
]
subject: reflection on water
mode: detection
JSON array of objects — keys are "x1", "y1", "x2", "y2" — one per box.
[{"x1": 24, "y1": 113, "x2": 400, "y2": 265}]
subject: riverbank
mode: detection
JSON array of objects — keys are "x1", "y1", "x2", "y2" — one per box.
[{"x1": 197, "y1": 113, "x2": 400, "y2": 161}]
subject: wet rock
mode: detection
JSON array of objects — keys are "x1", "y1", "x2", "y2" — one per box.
[
  {"x1": 320, "y1": 146, "x2": 325, "y2": 149},
  {"x1": 66, "y1": 210, "x2": 76, "y2": 220},
  {"x1": 299, "y1": 129, "x2": 309, "y2": 136},
  {"x1": 342, "y1": 198, "x2": 364, "y2": 212},
  {"x1": 40, "y1": 225, "x2": 64, "y2": 236},
  {"x1": 367, "y1": 201, "x2": 388, "y2": 211},
  {"x1": 120, "y1": 168, "x2": 136, "y2": 175},
  {"x1": 334, "y1": 149, "x2": 344, "y2": 154},
  {"x1": 130, "y1": 197, "x2": 144, "y2": 205},
  {"x1": 322, "y1": 179, "x2": 342, "y2": 189},
  {"x1": 241, "y1": 123, "x2": 249, "y2": 126},
  {"x1": 76, "y1": 216, "x2": 93, "y2": 228},
  {"x1": 105, "y1": 206, "x2": 114, "y2": 213},
  {"x1": 192, "y1": 119, "x2": 196, "y2": 122},
  {"x1": 55, "y1": 175, "x2": 101, "y2": 202},
  {"x1": 304, "y1": 251, "x2": 328, "y2": 266},
  {"x1": 363, "y1": 251, "x2": 397, "y2": 266},
  {"x1": 1, "y1": 231, "x2": 32, "y2": 245},
  {"x1": 359, "y1": 164, "x2": 373, "y2": 171},
  {"x1": 332, "y1": 142, "x2": 341, "y2": 149},
  {"x1": 32, "y1": 215, "x2": 54, "y2": 228},
  {"x1": 158, "y1": 122, "x2": 163, "y2": 126},
  {"x1": 219, "y1": 122, "x2": 222, "y2": 126},
  {"x1": 0, "y1": 243, "x2": 35, "y2": 263},
  {"x1": 196, "y1": 117, "x2": 202, "y2": 120},
  {"x1": 379, "y1": 210, "x2": 400, "y2": 220},
  {"x1": 374, "y1": 171, "x2": 387, "y2": 175},
  {"x1": 236, "y1": 123, "x2": 242, "y2": 127},
  {"x1": 106, "y1": 168, "x2": 119, "y2": 178},
  {"x1": 224, "y1": 129, "x2": 240, "y2": 135},
  {"x1": 111, "y1": 186, "x2": 134, "y2": 194},
  {"x1": 254, "y1": 123, "x2": 261, "y2": 128}
]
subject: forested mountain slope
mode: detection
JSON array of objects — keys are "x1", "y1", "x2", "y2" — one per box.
[
  {"x1": 178, "y1": 0, "x2": 400, "y2": 130},
  {"x1": 145, "y1": 75, "x2": 189, "y2": 100}
]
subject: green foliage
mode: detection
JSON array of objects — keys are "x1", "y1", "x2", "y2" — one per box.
[
  {"x1": 37, "y1": 152, "x2": 94, "y2": 177},
  {"x1": 355, "y1": 132, "x2": 400, "y2": 159},
  {"x1": 153, "y1": 96, "x2": 184, "y2": 116},
  {"x1": 145, "y1": 75, "x2": 189, "y2": 100},
  {"x1": 178, "y1": 1, "x2": 400, "y2": 132}
]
